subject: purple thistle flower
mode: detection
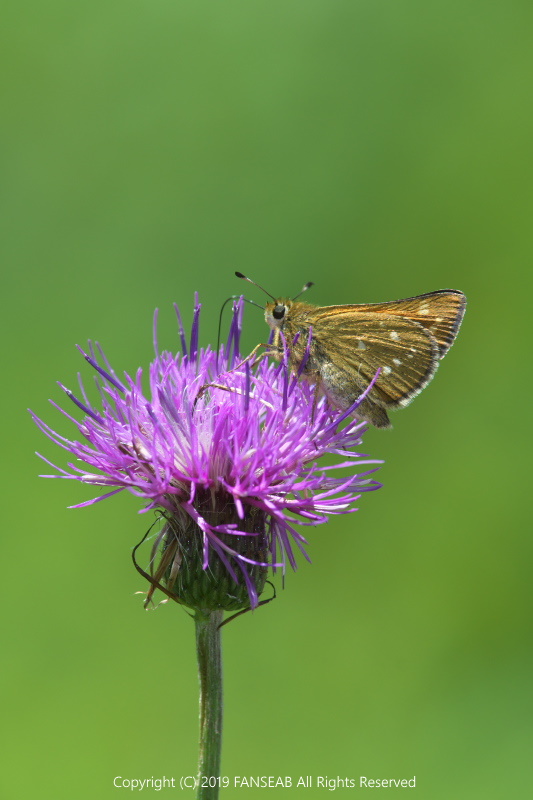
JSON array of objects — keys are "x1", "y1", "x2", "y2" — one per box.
[{"x1": 30, "y1": 296, "x2": 382, "y2": 611}]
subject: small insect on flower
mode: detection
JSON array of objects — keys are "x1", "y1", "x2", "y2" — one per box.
[{"x1": 235, "y1": 272, "x2": 466, "y2": 428}]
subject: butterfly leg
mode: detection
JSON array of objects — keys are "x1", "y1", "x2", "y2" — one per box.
[
  {"x1": 231, "y1": 342, "x2": 272, "y2": 372},
  {"x1": 194, "y1": 343, "x2": 274, "y2": 408}
]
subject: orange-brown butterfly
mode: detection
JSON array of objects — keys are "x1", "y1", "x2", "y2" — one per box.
[{"x1": 236, "y1": 271, "x2": 466, "y2": 428}]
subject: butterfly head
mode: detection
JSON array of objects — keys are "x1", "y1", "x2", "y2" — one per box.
[
  {"x1": 235, "y1": 272, "x2": 314, "y2": 333},
  {"x1": 264, "y1": 299, "x2": 293, "y2": 331}
]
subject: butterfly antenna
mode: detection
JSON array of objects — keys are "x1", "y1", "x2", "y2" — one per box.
[
  {"x1": 235, "y1": 271, "x2": 276, "y2": 303},
  {"x1": 292, "y1": 281, "x2": 314, "y2": 301}
]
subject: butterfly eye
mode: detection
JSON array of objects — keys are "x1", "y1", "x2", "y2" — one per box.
[{"x1": 273, "y1": 305, "x2": 286, "y2": 321}]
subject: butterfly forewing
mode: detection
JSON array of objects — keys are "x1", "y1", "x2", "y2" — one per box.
[
  {"x1": 312, "y1": 290, "x2": 466, "y2": 358},
  {"x1": 309, "y1": 312, "x2": 439, "y2": 408}
]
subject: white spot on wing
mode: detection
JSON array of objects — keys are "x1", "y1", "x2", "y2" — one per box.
[
  {"x1": 357, "y1": 340, "x2": 367, "y2": 350},
  {"x1": 419, "y1": 306, "x2": 429, "y2": 315},
  {"x1": 393, "y1": 358, "x2": 402, "y2": 366},
  {"x1": 390, "y1": 331, "x2": 400, "y2": 341},
  {"x1": 382, "y1": 366, "x2": 392, "y2": 375}
]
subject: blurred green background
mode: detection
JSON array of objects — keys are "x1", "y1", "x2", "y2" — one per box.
[{"x1": 2, "y1": 1, "x2": 532, "y2": 797}]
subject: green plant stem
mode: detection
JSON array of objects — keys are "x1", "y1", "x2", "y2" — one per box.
[{"x1": 195, "y1": 610, "x2": 223, "y2": 799}]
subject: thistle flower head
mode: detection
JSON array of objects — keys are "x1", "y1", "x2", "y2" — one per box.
[{"x1": 31, "y1": 296, "x2": 382, "y2": 612}]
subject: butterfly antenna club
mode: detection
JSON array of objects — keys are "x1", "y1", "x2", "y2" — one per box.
[{"x1": 235, "y1": 272, "x2": 276, "y2": 302}]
